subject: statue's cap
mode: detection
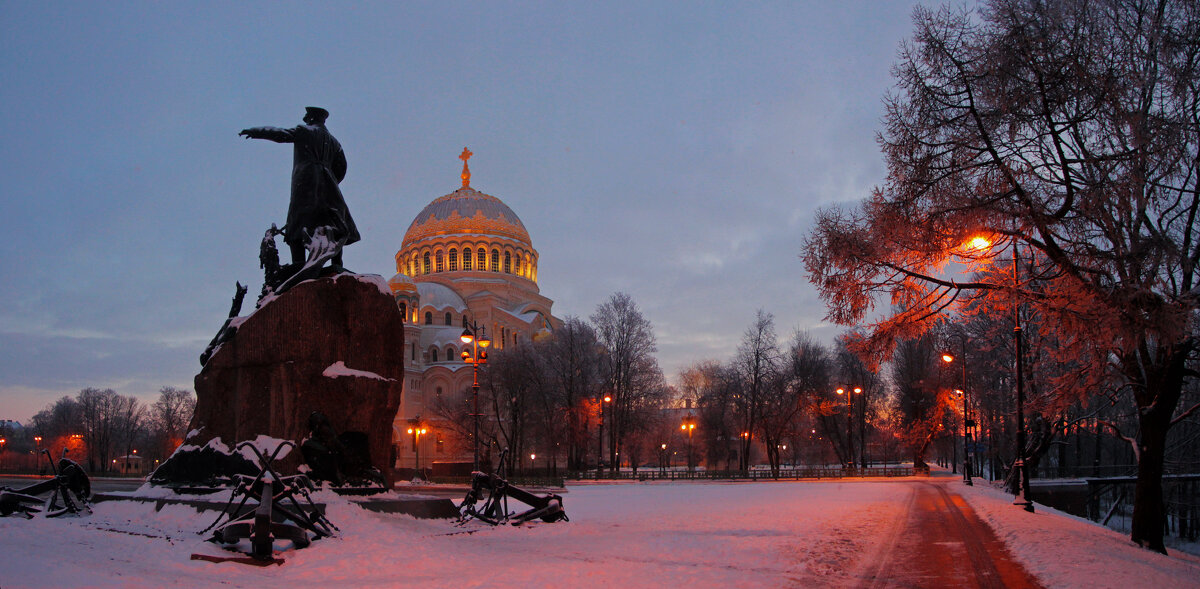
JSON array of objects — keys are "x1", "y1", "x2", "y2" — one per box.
[{"x1": 304, "y1": 106, "x2": 329, "y2": 122}]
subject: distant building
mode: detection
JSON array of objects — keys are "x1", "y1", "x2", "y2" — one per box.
[
  {"x1": 387, "y1": 151, "x2": 559, "y2": 474},
  {"x1": 114, "y1": 454, "x2": 145, "y2": 475}
]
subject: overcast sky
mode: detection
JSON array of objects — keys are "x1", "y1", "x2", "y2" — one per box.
[{"x1": 0, "y1": 1, "x2": 926, "y2": 421}]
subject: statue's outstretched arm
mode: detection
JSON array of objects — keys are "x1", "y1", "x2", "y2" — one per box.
[{"x1": 239, "y1": 126, "x2": 295, "y2": 143}]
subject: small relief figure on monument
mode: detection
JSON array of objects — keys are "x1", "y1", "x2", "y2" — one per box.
[{"x1": 241, "y1": 107, "x2": 360, "y2": 297}]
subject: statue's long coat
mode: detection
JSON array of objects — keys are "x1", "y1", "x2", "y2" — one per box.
[{"x1": 244, "y1": 123, "x2": 360, "y2": 248}]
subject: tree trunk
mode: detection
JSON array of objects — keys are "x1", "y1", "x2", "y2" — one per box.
[
  {"x1": 913, "y1": 436, "x2": 931, "y2": 471},
  {"x1": 1128, "y1": 341, "x2": 1189, "y2": 555},
  {"x1": 1132, "y1": 409, "x2": 1170, "y2": 554},
  {"x1": 765, "y1": 441, "x2": 780, "y2": 478}
]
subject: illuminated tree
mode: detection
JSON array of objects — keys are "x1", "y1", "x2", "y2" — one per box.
[
  {"x1": 803, "y1": 0, "x2": 1200, "y2": 553},
  {"x1": 890, "y1": 334, "x2": 953, "y2": 470}
]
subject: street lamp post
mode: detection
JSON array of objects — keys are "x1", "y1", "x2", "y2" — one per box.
[
  {"x1": 460, "y1": 322, "x2": 491, "y2": 473},
  {"x1": 836, "y1": 387, "x2": 861, "y2": 468},
  {"x1": 407, "y1": 422, "x2": 427, "y2": 480},
  {"x1": 681, "y1": 415, "x2": 696, "y2": 472},
  {"x1": 740, "y1": 431, "x2": 750, "y2": 473},
  {"x1": 660, "y1": 443, "x2": 667, "y2": 475},
  {"x1": 598, "y1": 395, "x2": 612, "y2": 476},
  {"x1": 942, "y1": 349, "x2": 972, "y2": 485},
  {"x1": 1012, "y1": 240, "x2": 1034, "y2": 512}
]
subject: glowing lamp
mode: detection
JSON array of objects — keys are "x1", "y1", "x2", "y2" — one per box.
[{"x1": 969, "y1": 236, "x2": 991, "y2": 250}]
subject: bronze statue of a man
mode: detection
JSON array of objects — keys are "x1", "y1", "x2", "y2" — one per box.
[{"x1": 240, "y1": 107, "x2": 359, "y2": 268}]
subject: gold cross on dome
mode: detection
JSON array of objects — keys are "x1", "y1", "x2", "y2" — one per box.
[{"x1": 459, "y1": 147, "x2": 473, "y2": 188}]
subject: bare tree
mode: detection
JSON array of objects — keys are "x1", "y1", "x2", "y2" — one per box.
[
  {"x1": 76, "y1": 388, "x2": 121, "y2": 472},
  {"x1": 759, "y1": 333, "x2": 831, "y2": 476},
  {"x1": 732, "y1": 310, "x2": 780, "y2": 472},
  {"x1": 150, "y1": 386, "x2": 195, "y2": 460},
  {"x1": 591, "y1": 292, "x2": 658, "y2": 473},
  {"x1": 540, "y1": 316, "x2": 604, "y2": 471},
  {"x1": 115, "y1": 395, "x2": 146, "y2": 471}
]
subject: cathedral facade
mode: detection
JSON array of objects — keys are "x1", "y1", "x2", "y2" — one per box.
[{"x1": 387, "y1": 152, "x2": 558, "y2": 474}]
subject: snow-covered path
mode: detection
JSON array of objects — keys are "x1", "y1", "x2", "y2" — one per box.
[
  {"x1": 1, "y1": 479, "x2": 1198, "y2": 588},
  {"x1": 862, "y1": 480, "x2": 1041, "y2": 588}
]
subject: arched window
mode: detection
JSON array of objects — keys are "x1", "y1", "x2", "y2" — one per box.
[
  {"x1": 411, "y1": 342, "x2": 416, "y2": 361},
  {"x1": 491, "y1": 249, "x2": 500, "y2": 272},
  {"x1": 445, "y1": 346, "x2": 456, "y2": 361},
  {"x1": 504, "y1": 251, "x2": 512, "y2": 274},
  {"x1": 449, "y1": 249, "x2": 458, "y2": 271},
  {"x1": 477, "y1": 248, "x2": 486, "y2": 271},
  {"x1": 435, "y1": 251, "x2": 444, "y2": 273},
  {"x1": 435, "y1": 387, "x2": 443, "y2": 398},
  {"x1": 399, "y1": 303, "x2": 407, "y2": 323},
  {"x1": 424, "y1": 311, "x2": 433, "y2": 325},
  {"x1": 462, "y1": 315, "x2": 468, "y2": 328},
  {"x1": 444, "y1": 312, "x2": 452, "y2": 326},
  {"x1": 462, "y1": 247, "x2": 472, "y2": 271},
  {"x1": 514, "y1": 254, "x2": 522, "y2": 276},
  {"x1": 431, "y1": 348, "x2": 439, "y2": 363},
  {"x1": 423, "y1": 252, "x2": 431, "y2": 274}
]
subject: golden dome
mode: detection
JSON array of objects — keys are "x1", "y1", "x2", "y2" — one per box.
[{"x1": 401, "y1": 187, "x2": 532, "y2": 250}]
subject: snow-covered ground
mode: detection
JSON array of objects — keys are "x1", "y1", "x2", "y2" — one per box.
[
  {"x1": 1, "y1": 478, "x2": 1197, "y2": 588},
  {"x1": 958, "y1": 480, "x2": 1200, "y2": 588}
]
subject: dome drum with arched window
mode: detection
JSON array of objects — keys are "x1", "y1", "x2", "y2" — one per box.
[{"x1": 395, "y1": 186, "x2": 540, "y2": 284}]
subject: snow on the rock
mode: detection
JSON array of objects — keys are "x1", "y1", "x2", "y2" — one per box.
[
  {"x1": 336, "y1": 272, "x2": 393, "y2": 297},
  {"x1": 169, "y1": 433, "x2": 291, "y2": 463},
  {"x1": 174, "y1": 435, "x2": 232, "y2": 456},
  {"x1": 322, "y1": 360, "x2": 394, "y2": 382}
]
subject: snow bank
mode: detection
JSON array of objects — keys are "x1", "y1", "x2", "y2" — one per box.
[{"x1": 958, "y1": 481, "x2": 1200, "y2": 588}]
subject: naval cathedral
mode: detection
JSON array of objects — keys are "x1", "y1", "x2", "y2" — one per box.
[{"x1": 387, "y1": 150, "x2": 559, "y2": 474}]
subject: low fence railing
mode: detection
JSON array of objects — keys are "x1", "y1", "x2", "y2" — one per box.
[
  {"x1": 566, "y1": 466, "x2": 922, "y2": 482},
  {"x1": 1085, "y1": 474, "x2": 1200, "y2": 544},
  {"x1": 423, "y1": 466, "x2": 923, "y2": 487}
]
